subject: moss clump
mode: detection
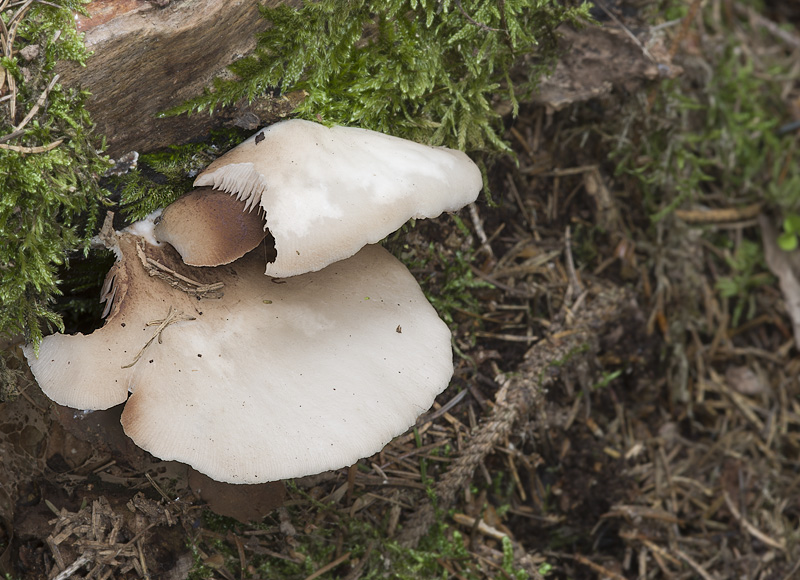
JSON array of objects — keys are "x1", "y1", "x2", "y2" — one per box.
[
  {"x1": 402, "y1": 241, "x2": 492, "y2": 326},
  {"x1": 164, "y1": 0, "x2": 591, "y2": 154},
  {"x1": 615, "y1": 42, "x2": 797, "y2": 222},
  {"x1": 0, "y1": 0, "x2": 109, "y2": 348},
  {"x1": 112, "y1": 129, "x2": 246, "y2": 222}
]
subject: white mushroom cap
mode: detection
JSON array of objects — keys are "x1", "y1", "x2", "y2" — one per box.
[
  {"x1": 23, "y1": 226, "x2": 453, "y2": 484},
  {"x1": 193, "y1": 119, "x2": 482, "y2": 277}
]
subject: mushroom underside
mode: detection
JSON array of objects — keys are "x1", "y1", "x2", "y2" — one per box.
[{"x1": 153, "y1": 187, "x2": 271, "y2": 267}]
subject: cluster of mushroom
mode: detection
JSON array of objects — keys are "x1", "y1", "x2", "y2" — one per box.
[{"x1": 24, "y1": 120, "x2": 482, "y2": 484}]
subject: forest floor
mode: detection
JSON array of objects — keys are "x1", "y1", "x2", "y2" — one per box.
[{"x1": 2, "y1": 1, "x2": 800, "y2": 579}]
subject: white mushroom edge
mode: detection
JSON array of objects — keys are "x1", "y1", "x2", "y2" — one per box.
[
  {"x1": 192, "y1": 119, "x2": 482, "y2": 277},
  {"x1": 23, "y1": 218, "x2": 454, "y2": 484}
]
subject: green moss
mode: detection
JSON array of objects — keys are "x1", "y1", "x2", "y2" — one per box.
[
  {"x1": 715, "y1": 238, "x2": 773, "y2": 327},
  {"x1": 111, "y1": 128, "x2": 245, "y2": 221},
  {"x1": 164, "y1": 0, "x2": 591, "y2": 155},
  {"x1": 0, "y1": 0, "x2": 109, "y2": 349},
  {"x1": 186, "y1": 541, "x2": 215, "y2": 580},
  {"x1": 614, "y1": 43, "x2": 797, "y2": 220},
  {"x1": 190, "y1": 483, "x2": 531, "y2": 580},
  {"x1": 612, "y1": 10, "x2": 798, "y2": 327},
  {"x1": 401, "y1": 241, "x2": 492, "y2": 326}
]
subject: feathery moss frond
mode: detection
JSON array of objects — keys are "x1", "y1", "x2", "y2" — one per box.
[
  {"x1": 0, "y1": 0, "x2": 110, "y2": 349},
  {"x1": 162, "y1": 0, "x2": 591, "y2": 155}
]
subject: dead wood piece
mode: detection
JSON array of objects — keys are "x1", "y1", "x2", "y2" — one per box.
[
  {"x1": 44, "y1": 492, "x2": 189, "y2": 578},
  {"x1": 58, "y1": 0, "x2": 299, "y2": 157},
  {"x1": 533, "y1": 24, "x2": 681, "y2": 111},
  {"x1": 397, "y1": 281, "x2": 636, "y2": 548}
]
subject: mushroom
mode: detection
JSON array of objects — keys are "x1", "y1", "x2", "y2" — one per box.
[
  {"x1": 23, "y1": 219, "x2": 453, "y2": 484},
  {"x1": 156, "y1": 119, "x2": 482, "y2": 276},
  {"x1": 153, "y1": 188, "x2": 268, "y2": 267}
]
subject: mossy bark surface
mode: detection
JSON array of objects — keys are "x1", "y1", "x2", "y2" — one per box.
[{"x1": 59, "y1": 0, "x2": 296, "y2": 157}]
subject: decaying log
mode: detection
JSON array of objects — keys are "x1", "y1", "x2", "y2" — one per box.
[
  {"x1": 59, "y1": 0, "x2": 296, "y2": 157},
  {"x1": 61, "y1": 3, "x2": 681, "y2": 157}
]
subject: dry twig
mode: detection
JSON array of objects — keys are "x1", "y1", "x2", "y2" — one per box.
[
  {"x1": 135, "y1": 240, "x2": 224, "y2": 298},
  {"x1": 121, "y1": 306, "x2": 196, "y2": 369}
]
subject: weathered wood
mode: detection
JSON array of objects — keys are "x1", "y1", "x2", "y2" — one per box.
[
  {"x1": 532, "y1": 24, "x2": 682, "y2": 112},
  {"x1": 60, "y1": 0, "x2": 294, "y2": 157}
]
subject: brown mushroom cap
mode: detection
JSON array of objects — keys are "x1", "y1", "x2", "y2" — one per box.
[
  {"x1": 23, "y1": 226, "x2": 453, "y2": 483},
  {"x1": 153, "y1": 188, "x2": 268, "y2": 267},
  {"x1": 192, "y1": 119, "x2": 482, "y2": 277}
]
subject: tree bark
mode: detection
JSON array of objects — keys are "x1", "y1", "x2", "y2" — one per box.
[{"x1": 59, "y1": 0, "x2": 294, "y2": 157}]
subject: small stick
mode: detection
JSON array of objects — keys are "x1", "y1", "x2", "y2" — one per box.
[
  {"x1": 52, "y1": 553, "x2": 92, "y2": 580},
  {"x1": 454, "y1": 0, "x2": 501, "y2": 32},
  {"x1": 98, "y1": 522, "x2": 157, "y2": 566},
  {"x1": 136, "y1": 538, "x2": 149, "y2": 579},
  {"x1": 145, "y1": 473, "x2": 172, "y2": 503},
  {"x1": 673, "y1": 548, "x2": 715, "y2": 580},
  {"x1": 146, "y1": 257, "x2": 223, "y2": 294},
  {"x1": 564, "y1": 226, "x2": 583, "y2": 304},
  {"x1": 2, "y1": 0, "x2": 35, "y2": 120},
  {"x1": 135, "y1": 241, "x2": 223, "y2": 298},
  {"x1": 303, "y1": 552, "x2": 351, "y2": 580},
  {"x1": 674, "y1": 203, "x2": 762, "y2": 224},
  {"x1": 14, "y1": 73, "x2": 59, "y2": 132},
  {"x1": 723, "y1": 491, "x2": 786, "y2": 551},
  {"x1": 0, "y1": 138, "x2": 63, "y2": 153},
  {"x1": 593, "y1": 0, "x2": 654, "y2": 61},
  {"x1": 468, "y1": 202, "x2": 494, "y2": 258},
  {"x1": 121, "y1": 307, "x2": 195, "y2": 369}
]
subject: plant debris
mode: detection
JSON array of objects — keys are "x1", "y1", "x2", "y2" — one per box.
[{"x1": 3, "y1": 1, "x2": 800, "y2": 579}]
